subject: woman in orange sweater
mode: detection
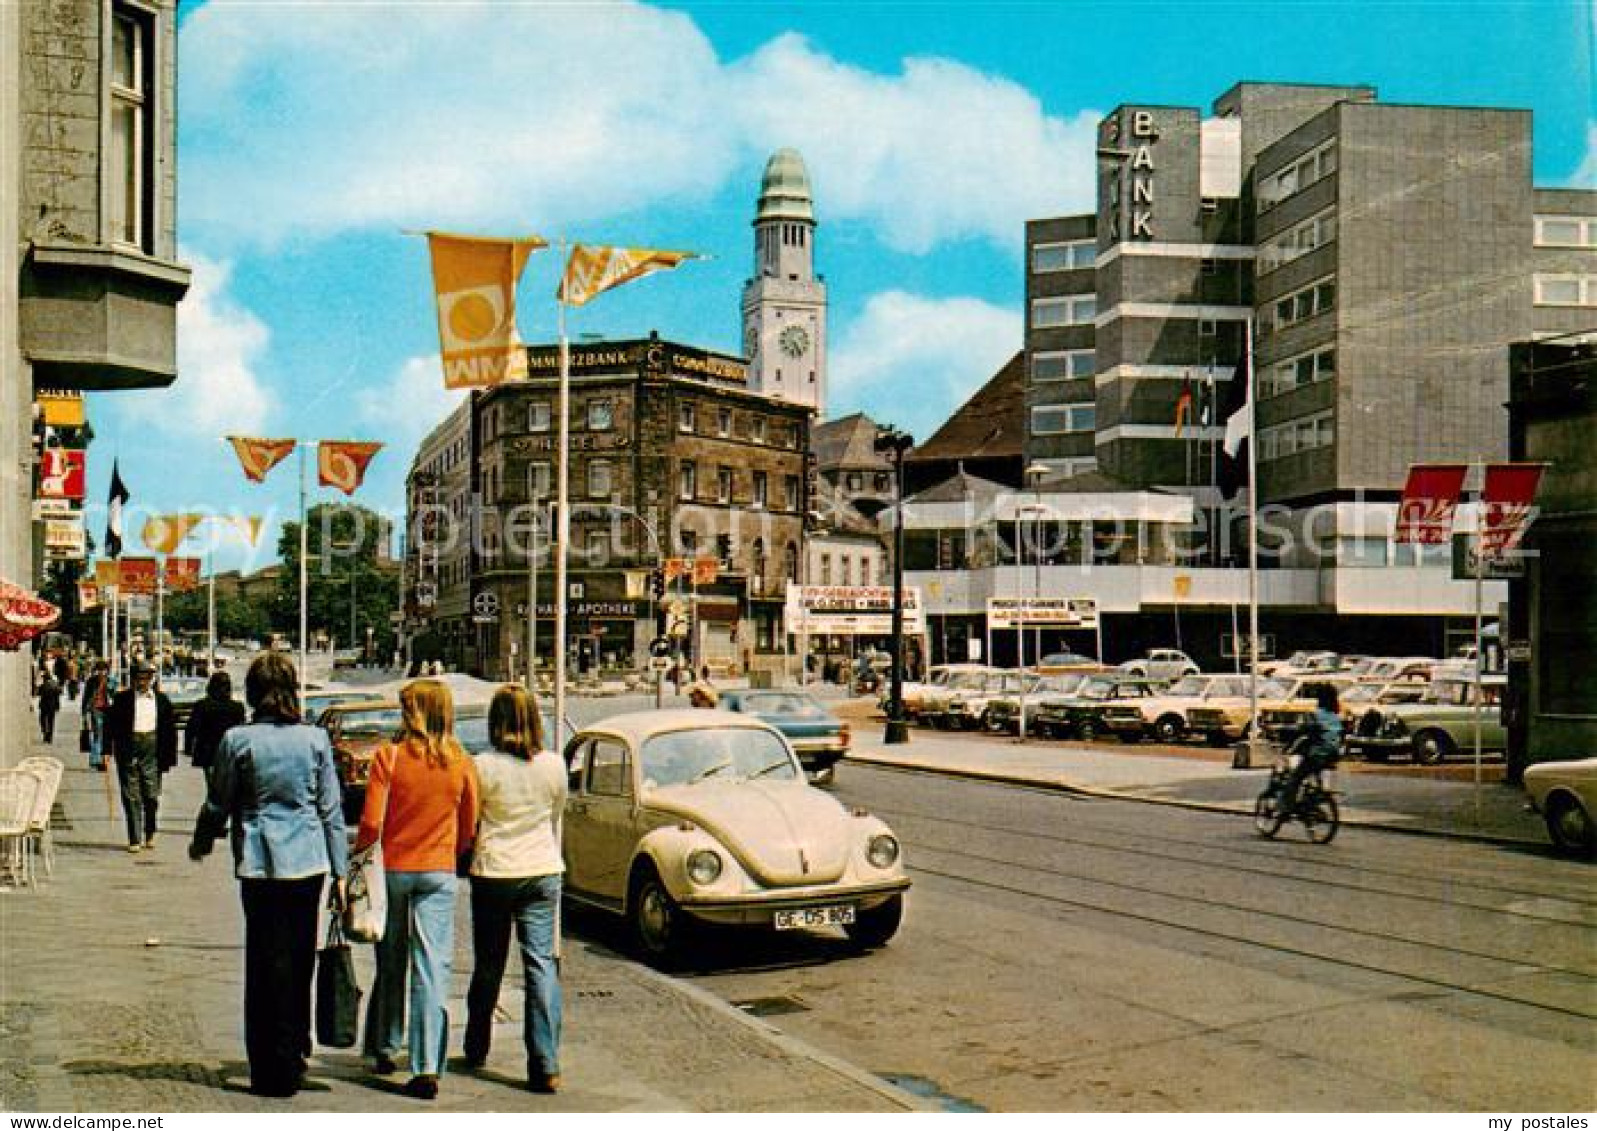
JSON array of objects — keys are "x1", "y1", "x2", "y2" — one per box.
[{"x1": 354, "y1": 679, "x2": 479, "y2": 1101}]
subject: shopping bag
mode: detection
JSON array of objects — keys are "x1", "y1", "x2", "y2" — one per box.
[
  {"x1": 341, "y1": 848, "x2": 386, "y2": 943},
  {"x1": 315, "y1": 917, "x2": 362, "y2": 1048}
]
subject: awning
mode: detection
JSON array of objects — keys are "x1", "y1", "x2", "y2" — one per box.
[{"x1": 0, "y1": 578, "x2": 60, "y2": 650}]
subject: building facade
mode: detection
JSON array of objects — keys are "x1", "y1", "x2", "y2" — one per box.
[
  {"x1": 405, "y1": 338, "x2": 811, "y2": 680},
  {"x1": 742, "y1": 149, "x2": 828, "y2": 415},
  {"x1": 4, "y1": 0, "x2": 189, "y2": 760}
]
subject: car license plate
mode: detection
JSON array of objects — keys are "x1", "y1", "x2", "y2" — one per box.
[{"x1": 773, "y1": 905, "x2": 855, "y2": 930}]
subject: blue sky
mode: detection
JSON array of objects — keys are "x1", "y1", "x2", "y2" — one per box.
[{"x1": 88, "y1": 0, "x2": 1595, "y2": 571}]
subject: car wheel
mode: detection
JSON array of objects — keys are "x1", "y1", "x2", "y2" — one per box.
[
  {"x1": 1544, "y1": 795, "x2": 1596, "y2": 858},
  {"x1": 1413, "y1": 730, "x2": 1454, "y2": 765},
  {"x1": 1154, "y1": 715, "x2": 1185, "y2": 745},
  {"x1": 843, "y1": 894, "x2": 904, "y2": 949},
  {"x1": 629, "y1": 865, "x2": 686, "y2": 967}
]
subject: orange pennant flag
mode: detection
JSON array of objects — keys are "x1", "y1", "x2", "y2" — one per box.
[
  {"x1": 428, "y1": 233, "x2": 545, "y2": 389},
  {"x1": 558, "y1": 245, "x2": 698, "y2": 308},
  {"x1": 318, "y1": 442, "x2": 383, "y2": 496},
  {"x1": 228, "y1": 437, "x2": 297, "y2": 483},
  {"x1": 142, "y1": 513, "x2": 204, "y2": 555}
]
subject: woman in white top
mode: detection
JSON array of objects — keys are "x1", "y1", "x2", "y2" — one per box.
[{"x1": 463, "y1": 684, "x2": 567, "y2": 1093}]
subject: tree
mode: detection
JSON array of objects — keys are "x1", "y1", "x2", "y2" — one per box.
[
  {"x1": 276, "y1": 503, "x2": 399, "y2": 656},
  {"x1": 162, "y1": 588, "x2": 271, "y2": 642}
]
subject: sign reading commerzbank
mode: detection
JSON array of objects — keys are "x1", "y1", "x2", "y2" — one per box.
[
  {"x1": 785, "y1": 584, "x2": 925, "y2": 636},
  {"x1": 524, "y1": 342, "x2": 747, "y2": 383},
  {"x1": 987, "y1": 597, "x2": 1098, "y2": 630}
]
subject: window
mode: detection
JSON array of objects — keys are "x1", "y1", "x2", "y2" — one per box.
[
  {"x1": 1030, "y1": 404, "x2": 1096, "y2": 434},
  {"x1": 1032, "y1": 350, "x2": 1095, "y2": 382},
  {"x1": 1032, "y1": 296, "x2": 1096, "y2": 329},
  {"x1": 527, "y1": 461, "x2": 551, "y2": 499},
  {"x1": 1259, "y1": 208, "x2": 1338, "y2": 274},
  {"x1": 1199, "y1": 319, "x2": 1218, "y2": 337},
  {"x1": 1272, "y1": 275, "x2": 1336, "y2": 329},
  {"x1": 1534, "y1": 274, "x2": 1597, "y2": 307},
  {"x1": 820, "y1": 554, "x2": 831, "y2": 584},
  {"x1": 1534, "y1": 215, "x2": 1597, "y2": 248},
  {"x1": 841, "y1": 557, "x2": 853, "y2": 586},
  {"x1": 528, "y1": 402, "x2": 551, "y2": 432},
  {"x1": 751, "y1": 416, "x2": 766, "y2": 443},
  {"x1": 752, "y1": 470, "x2": 768, "y2": 508},
  {"x1": 716, "y1": 407, "x2": 732, "y2": 437},
  {"x1": 587, "y1": 399, "x2": 614, "y2": 431},
  {"x1": 1259, "y1": 411, "x2": 1334, "y2": 462},
  {"x1": 1258, "y1": 140, "x2": 1337, "y2": 211},
  {"x1": 751, "y1": 538, "x2": 767, "y2": 583},
  {"x1": 874, "y1": 472, "x2": 890, "y2": 492},
  {"x1": 679, "y1": 402, "x2": 696, "y2": 432},
  {"x1": 846, "y1": 472, "x2": 863, "y2": 491},
  {"x1": 717, "y1": 466, "x2": 733, "y2": 503},
  {"x1": 783, "y1": 474, "x2": 800, "y2": 511},
  {"x1": 109, "y1": 5, "x2": 153, "y2": 251},
  {"x1": 587, "y1": 459, "x2": 612, "y2": 498},
  {"x1": 584, "y1": 739, "x2": 631, "y2": 797},
  {"x1": 1261, "y1": 347, "x2": 1336, "y2": 398},
  {"x1": 679, "y1": 462, "x2": 696, "y2": 500},
  {"x1": 1032, "y1": 240, "x2": 1096, "y2": 273},
  {"x1": 585, "y1": 528, "x2": 610, "y2": 565},
  {"x1": 716, "y1": 534, "x2": 733, "y2": 567}
]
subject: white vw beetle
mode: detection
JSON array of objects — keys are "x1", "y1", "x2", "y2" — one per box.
[{"x1": 563, "y1": 710, "x2": 910, "y2": 963}]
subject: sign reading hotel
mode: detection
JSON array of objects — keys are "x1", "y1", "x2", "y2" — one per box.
[
  {"x1": 786, "y1": 584, "x2": 926, "y2": 636},
  {"x1": 987, "y1": 597, "x2": 1099, "y2": 630}
]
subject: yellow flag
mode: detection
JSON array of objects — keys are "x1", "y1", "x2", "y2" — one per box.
[
  {"x1": 232, "y1": 516, "x2": 265, "y2": 546},
  {"x1": 557, "y1": 245, "x2": 698, "y2": 307},
  {"x1": 428, "y1": 233, "x2": 545, "y2": 389},
  {"x1": 142, "y1": 513, "x2": 204, "y2": 555}
]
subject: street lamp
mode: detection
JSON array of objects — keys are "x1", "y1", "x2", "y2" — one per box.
[
  {"x1": 874, "y1": 424, "x2": 915, "y2": 745},
  {"x1": 1016, "y1": 461, "x2": 1051, "y2": 742}
]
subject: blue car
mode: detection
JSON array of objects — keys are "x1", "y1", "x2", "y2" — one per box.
[{"x1": 718, "y1": 689, "x2": 850, "y2": 784}]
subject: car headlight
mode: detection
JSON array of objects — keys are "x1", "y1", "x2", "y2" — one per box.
[
  {"x1": 866, "y1": 834, "x2": 900, "y2": 869},
  {"x1": 686, "y1": 849, "x2": 723, "y2": 886}
]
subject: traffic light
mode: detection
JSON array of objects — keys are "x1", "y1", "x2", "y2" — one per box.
[{"x1": 650, "y1": 568, "x2": 665, "y2": 601}]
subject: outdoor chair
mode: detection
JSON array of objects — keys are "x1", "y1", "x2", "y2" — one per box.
[
  {"x1": 18, "y1": 756, "x2": 63, "y2": 881},
  {"x1": 0, "y1": 770, "x2": 41, "y2": 889}
]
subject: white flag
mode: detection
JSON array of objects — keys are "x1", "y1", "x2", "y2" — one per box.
[{"x1": 1223, "y1": 399, "x2": 1251, "y2": 457}]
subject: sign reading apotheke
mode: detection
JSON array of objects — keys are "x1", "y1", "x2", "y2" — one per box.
[
  {"x1": 987, "y1": 597, "x2": 1099, "y2": 630},
  {"x1": 785, "y1": 584, "x2": 925, "y2": 636}
]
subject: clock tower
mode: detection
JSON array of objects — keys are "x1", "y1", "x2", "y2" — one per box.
[{"x1": 742, "y1": 149, "x2": 827, "y2": 416}]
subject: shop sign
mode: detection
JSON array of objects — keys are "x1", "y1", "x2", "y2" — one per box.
[
  {"x1": 987, "y1": 597, "x2": 1099, "y2": 630},
  {"x1": 785, "y1": 584, "x2": 925, "y2": 636}
]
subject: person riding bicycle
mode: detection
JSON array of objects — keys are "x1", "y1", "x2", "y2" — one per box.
[{"x1": 1277, "y1": 683, "x2": 1343, "y2": 815}]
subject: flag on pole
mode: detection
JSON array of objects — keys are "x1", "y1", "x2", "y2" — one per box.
[
  {"x1": 1479, "y1": 463, "x2": 1545, "y2": 561},
  {"x1": 164, "y1": 557, "x2": 203, "y2": 593},
  {"x1": 229, "y1": 515, "x2": 266, "y2": 546},
  {"x1": 105, "y1": 460, "x2": 130, "y2": 558},
  {"x1": 428, "y1": 233, "x2": 545, "y2": 389},
  {"x1": 117, "y1": 557, "x2": 159, "y2": 596},
  {"x1": 318, "y1": 441, "x2": 383, "y2": 496},
  {"x1": 1394, "y1": 464, "x2": 1468, "y2": 544},
  {"x1": 1173, "y1": 375, "x2": 1194, "y2": 438},
  {"x1": 141, "y1": 513, "x2": 204, "y2": 555},
  {"x1": 1222, "y1": 387, "x2": 1252, "y2": 457},
  {"x1": 228, "y1": 437, "x2": 297, "y2": 483},
  {"x1": 558, "y1": 245, "x2": 699, "y2": 307}
]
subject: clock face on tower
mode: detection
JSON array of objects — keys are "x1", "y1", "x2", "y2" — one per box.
[{"x1": 779, "y1": 324, "x2": 810, "y2": 358}]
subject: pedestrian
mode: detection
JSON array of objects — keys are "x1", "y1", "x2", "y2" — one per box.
[
  {"x1": 186, "y1": 670, "x2": 246, "y2": 770},
  {"x1": 103, "y1": 660, "x2": 178, "y2": 852},
  {"x1": 463, "y1": 684, "x2": 566, "y2": 1093},
  {"x1": 189, "y1": 651, "x2": 348, "y2": 1098},
  {"x1": 354, "y1": 678, "x2": 479, "y2": 1101},
  {"x1": 64, "y1": 654, "x2": 79, "y2": 700},
  {"x1": 37, "y1": 673, "x2": 61, "y2": 742},
  {"x1": 80, "y1": 660, "x2": 111, "y2": 770}
]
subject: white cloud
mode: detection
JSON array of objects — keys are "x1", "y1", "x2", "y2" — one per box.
[
  {"x1": 179, "y1": 3, "x2": 1097, "y2": 254},
  {"x1": 830, "y1": 291, "x2": 1021, "y2": 439},
  {"x1": 118, "y1": 248, "x2": 273, "y2": 435},
  {"x1": 353, "y1": 355, "x2": 471, "y2": 461}
]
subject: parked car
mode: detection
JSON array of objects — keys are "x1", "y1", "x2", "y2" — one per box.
[
  {"x1": 1096, "y1": 673, "x2": 1248, "y2": 744},
  {"x1": 1035, "y1": 675, "x2": 1165, "y2": 741},
  {"x1": 1344, "y1": 656, "x2": 1437, "y2": 684},
  {"x1": 984, "y1": 671, "x2": 1096, "y2": 734},
  {"x1": 1035, "y1": 652, "x2": 1101, "y2": 674},
  {"x1": 919, "y1": 668, "x2": 1002, "y2": 729},
  {"x1": 160, "y1": 675, "x2": 209, "y2": 727},
  {"x1": 562, "y1": 710, "x2": 911, "y2": 964},
  {"x1": 1184, "y1": 676, "x2": 1333, "y2": 746},
  {"x1": 1523, "y1": 757, "x2": 1597, "y2": 857},
  {"x1": 306, "y1": 688, "x2": 387, "y2": 722},
  {"x1": 718, "y1": 689, "x2": 849, "y2": 784},
  {"x1": 944, "y1": 670, "x2": 1042, "y2": 732},
  {"x1": 1117, "y1": 649, "x2": 1199, "y2": 682},
  {"x1": 1260, "y1": 678, "x2": 1422, "y2": 740},
  {"x1": 1259, "y1": 650, "x2": 1346, "y2": 678},
  {"x1": 1344, "y1": 673, "x2": 1506, "y2": 764},
  {"x1": 896, "y1": 663, "x2": 991, "y2": 722}
]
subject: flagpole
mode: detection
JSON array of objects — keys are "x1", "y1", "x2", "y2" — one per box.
[
  {"x1": 554, "y1": 241, "x2": 570, "y2": 742},
  {"x1": 299, "y1": 441, "x2": 310, "y2": 708},
  {"x1": 1245, "y1": 315, "x2": 1262, "y2": 769},
  {"x1": 1472, "y1": 459, "x2": 1484, "y2": 827},
  {"x1": 207, "y1": 546, "x2": 217, "y2": 673},
  {"x1": 156, "y1": 565, "x2": 165, "y2": 680}
]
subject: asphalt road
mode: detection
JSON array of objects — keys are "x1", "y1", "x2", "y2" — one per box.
[{"x1": 674, "y1": 762, "x2": 1596, "y2": 1113}]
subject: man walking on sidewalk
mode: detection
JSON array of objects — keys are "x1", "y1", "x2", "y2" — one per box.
[
  {"x1": 105, "y1": 661, "x2": 178, "y2": 853},
  {"x1": 37, "y1": 673, "x2": 61, "y2": 743}
]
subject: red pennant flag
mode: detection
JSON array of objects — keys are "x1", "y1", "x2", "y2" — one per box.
[
  {"x1": 117, "y1": 557, "x2": 159, "y2": 596},
  {"x1": 229, "y1": 437, "x2": 297, "y2": 483},
  {"x1": 1395, "y1": 464, "x2": 1468, "y2": 544},
  {"x1": 318, "y1": 441, "x2": 383, "y2": 496},
  {"x1": 1479, "y1": 463, "x2": 1544, "y2": 561},
  {"x1": 164, "y1": 557, "x2": 203, "y2": 593}
]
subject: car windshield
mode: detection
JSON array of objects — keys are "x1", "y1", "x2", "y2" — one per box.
[
  {"x1": 641, "y1": 727, "x2": 800, "y2": 787},
  {"x1": 948, "y1": 672, "x2": 988, "y2": 691},
  {"x1": 1342, "y1": 684, "x2": 1379, "y2": 704},
  {"x1": 738, "y1": 692, "x2": 827, "y2": 718},
  {"x1": 338, "y1": 708, "x2": 402, "y2": 738},
  {"x1": 1206, "y1": 677, "x2": 1250, "y2": 698},
  {"x1": 1167, "y1": 676, "x2": 1207, "y2": 696},
  {"x1": 1079, "y1": 678, "x2": 1118, "y2": 700},
  {"x1": 1042, "y1": 673, "x2": 1088, "y2": 695},
  {"x1": 1258, "y1": 679, "x2": 1294, "y2": 698}
]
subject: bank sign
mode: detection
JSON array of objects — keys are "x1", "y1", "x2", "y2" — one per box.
[
  {"x1": 986, "y1": 597, "x2": 1099, "y2": 630},
  {"x1": 785, "y1": 584, "x2": 925, "y2": 636}
]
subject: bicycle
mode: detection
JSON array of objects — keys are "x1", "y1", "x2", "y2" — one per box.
[{"x1": 1253, "y1": 741, "x2": 1341, "y2": 844}]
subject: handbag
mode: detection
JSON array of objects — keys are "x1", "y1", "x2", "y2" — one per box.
[
  {"x1": 342, "y1": 847, "x2": 386, "y2": 943},
  {"x1": 79, "y1": 726, "x2": 91, "y2": 754},
  {"x1": 315, "y1": 914, "x2": 362, "y2": 1049}
]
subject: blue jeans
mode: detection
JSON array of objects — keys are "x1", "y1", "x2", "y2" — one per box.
[
  {"x1": 465, "y1": 874, "x2": 563, "y2": 1077},
  {"x1": 364, "y1": 870, "x2": 457, "y2": 1077}
]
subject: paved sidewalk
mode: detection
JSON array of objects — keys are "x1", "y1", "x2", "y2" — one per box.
[
  {"x1": 0, "y1": 704, "x2": 917, "y2": 1114},
  {"x1": 846, "y1": 724, "x2": 1549, "y2": 847}
]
